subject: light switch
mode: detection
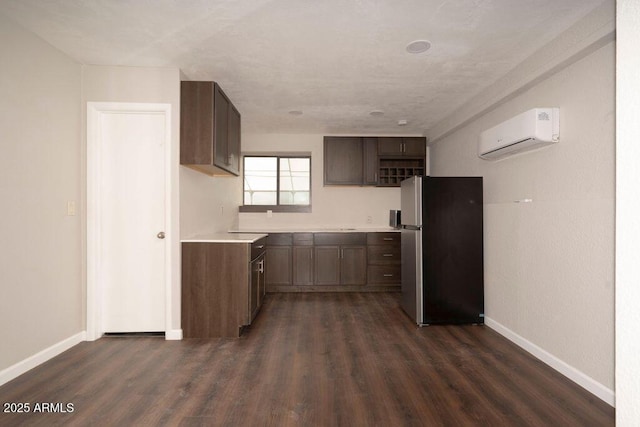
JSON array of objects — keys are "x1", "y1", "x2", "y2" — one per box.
[{"x1": 67, "y1": 201, "x2": 76, "y2": 216}]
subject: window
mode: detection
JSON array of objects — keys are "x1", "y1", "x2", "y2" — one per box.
[{"x1": 240, "y1": 155, "x2": 311, "y2": 212}]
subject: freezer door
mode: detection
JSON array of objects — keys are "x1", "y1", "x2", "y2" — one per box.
[
  {"x1": 400, "y1": 176, "x2": 422, "y2": 227},
  {"x1": 400, "y1": 228, "x2": 423, "y2": 324}
]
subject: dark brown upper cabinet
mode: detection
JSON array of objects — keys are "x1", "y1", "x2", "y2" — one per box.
[
  {"x1": 377, "y1": 137, "x2": 427, "y2": 187},
  {"x1": 378, "y1": 137, "x2": 426, "y2": 157},
  {"x1": 362, "y1": 137, "x2": 379, "y2": 185},
  {"x1": 180, "y1": 81, "x2": 241, "y2": 176},
  {"x1": 324, "y1": 136, "x2": 427, "y2": 187},
  {"x1": 324, "y1": 137, "x2": 364, "y2": 185},
  {"x1": 323, "y1": 136, "x2": 379, "y2": 186}
]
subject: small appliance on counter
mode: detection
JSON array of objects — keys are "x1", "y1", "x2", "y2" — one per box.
[{"x1": 389, "y1": 210, "x2": 401, "y2": 229}]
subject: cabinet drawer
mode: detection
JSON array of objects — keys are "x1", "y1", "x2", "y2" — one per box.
[
  {"x1": 251, "y1": 237, "x2": 267, "y2": 260},
  {"x1": 314, "y1": 232, "x2": 366, "y2": 246},
  {"x1": 293, "y1": 233, "x2": 314, "y2": 246},
  {"x1": 267, "y1": 233, "x2": 293, "y2": 246},
  {"x1": 367, "y1": 232, "x2": 400, "y2": 245},
  {"x1": 367, "y1": 246, "x2": 400, "y2": 264},
  {"x1": 367, "y1": 265, "x2": 401, "y2": 284}
]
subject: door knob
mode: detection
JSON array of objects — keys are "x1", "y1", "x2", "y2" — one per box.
[{"x1": 157, "y1": 232, "x2": 165, "y2": 239}]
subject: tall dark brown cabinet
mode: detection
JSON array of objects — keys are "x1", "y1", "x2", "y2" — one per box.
[{"x1": 180, "y1": 81, "x2": 241, "y2": 176}]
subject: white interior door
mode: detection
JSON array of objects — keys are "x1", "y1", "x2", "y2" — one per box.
[{"x1": 90, "y1": 106, "x2": 168, "y2": 333}]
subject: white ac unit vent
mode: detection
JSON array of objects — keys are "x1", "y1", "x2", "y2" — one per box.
[{"x1": 478, "y1": 108, "x2": 559, "y2": 160}]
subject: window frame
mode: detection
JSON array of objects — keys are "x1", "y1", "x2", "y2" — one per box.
[{"x1": 239, "y1": 154, "x2": 312, "y2": 213}]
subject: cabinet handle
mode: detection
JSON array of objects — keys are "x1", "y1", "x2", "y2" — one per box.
[
  {"x1": 258, "y1": 260, "x2": 265, "y2": 273},
  {"x1": 383, "y1": 238, "x2": 394, "y2": 241},
  {"x1": 340, "y1": 249, "x2": 344, "y2": 259},
  {"x1": 383, "y1": 254, "x2": 393, "y2": 257},
  {"x1": 383, "y1": 274, "x2": 394, "y2": 277},
  {"x1": 256, "y1": 245, "x2": 264, "y2": 249}
]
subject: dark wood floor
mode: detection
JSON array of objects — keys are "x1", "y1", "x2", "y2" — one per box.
[{"x1": 0, "y1": 293, "x2": 613, "y2": 426}]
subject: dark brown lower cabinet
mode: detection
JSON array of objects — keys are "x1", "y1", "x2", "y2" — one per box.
[
  {"x1": 314, "y1": 246, "x2": 341, "y2": 285},
  {"x1": 339, "y1": 246, "x2": 367, "y2": 285},
  {"x1": 265, "y1": 233, "x2": 293, "y2": 292},
  {"x1": 250, "y1": 252, "x2": 265, "y2": 321},
  {"x1": 181, "y1": 238, "x2": 266, "y2": 338},
  {"x1": 293, "y1": 246, "x2": 314, "y2": 285},
  {"x1": 265, "y1": 246, "x2": 292, "y2": 286},
  {"x1": 313, "y1": 245, "x2": 366, "y2": 286},
  {"x1": 264, "y1": 232, "x2": 400, "y2": 291},
  {"x1": 366, "y1": 232, "x2": 401, "y2": 286},
  {"x1": 314, "y1": 233, "x2": 367, "y2": 286}
]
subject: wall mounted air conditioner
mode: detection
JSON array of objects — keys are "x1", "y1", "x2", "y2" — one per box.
[{"x1": 478, "y1": 108, "x2": 559, "y2": 160}]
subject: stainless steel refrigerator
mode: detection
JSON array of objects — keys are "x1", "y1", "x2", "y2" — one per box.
[{"x1": 400, "y1": 176, "x2": 484, "y2": 325}]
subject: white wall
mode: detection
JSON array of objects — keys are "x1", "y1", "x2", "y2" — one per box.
[
  {"x1": 82, "y1": 65, "x2": 182, "y2": 332},
  {"x1": 429, "y1": 41, "x2": 615, "y2": 399},
  {"x1": 0, "y1": 14, "x2": 82, "y2": 371},
  {"x1": 616, "y1": 0, "x2": 640, "y2": 423},
  {"x1": 180, "y1": 166, "x2": 241, "y2": 236},
  {"x1": 238, "y1": 133, "x2": 402, "y2": 230}
]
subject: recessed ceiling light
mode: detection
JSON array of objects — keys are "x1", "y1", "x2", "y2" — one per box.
[
  {"x1": 288, "y1": 110, "x2": 303, "y2": 116},
  {"x1": 369, "y1": 110, "x2": 384, "y2": 117},
  {"x1": 406, "y1": 40, "x2": 431, "y2": 54},
  {"x1": 398, "y1": 119, "x2": 408, "y2": 126}
]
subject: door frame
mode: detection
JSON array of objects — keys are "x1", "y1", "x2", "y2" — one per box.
[{"x1": 86, "y1": 102, "x2": 173, "y2": 341}]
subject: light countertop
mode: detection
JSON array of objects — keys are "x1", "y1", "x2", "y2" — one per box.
[
  {"x1": 230, "y1": 227, "x2": 400, "y2": 233},
  {"x1": 181, "y1": 233, "x2": 268, "y2": 243}
]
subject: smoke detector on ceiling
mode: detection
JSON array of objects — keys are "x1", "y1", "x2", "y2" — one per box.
[
  {"x1": 406, "y1": 40, "x2": 431, "y2": 54},
  {"x1": 398, "y1": 119, "x2": 408, "y2": 126}
]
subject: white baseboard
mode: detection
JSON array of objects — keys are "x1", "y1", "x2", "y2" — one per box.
[
  {"x1": 0, "y1": 331, "x2": 86, "y2": 387},
  {"x1": 165, "y1": 329, "x2": 182, "y2": 340},
  {"x1": 484, "y1": 317, "x2": 615, "y2": 407}
]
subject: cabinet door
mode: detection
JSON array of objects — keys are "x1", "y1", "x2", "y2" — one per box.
[
  {"x1": 265, "y1": 246, "x2": 292, "y2": 286},
  {"x1": 341, "y1": 246, "x2": 367, "y2": 285},
  {"x1": 324, "y1": 137, "x2": 363, "y2": 185},
  {"x1": 213, "y1": 85, "x2": 230, "y2": 171},
  {"x1": 227, "y1": 104, "x2": 241, "y2": 175},
  {"x1": 257, "y1": 254, "x2": 266, "y2": 308},
  {"x1": 180, "y1": 81, "x2": 241, "y2": 176},
  {"x1": 378, "y1": 137, "x2": 426, "y2": 156},
  {"x1": 402, "y1": 137, "x2": 426, "y2": 156},
  {"x1": 367, "y1": 265, "x2": 401, "y2": 284},
  {"x1": 363, "y1": 137, "x2": 379, "y2": 185},
  {"x1": 378, "y1": 137, "x2": 403, "y2": 156},
  {"x1": 367, "y1": 245, "x2": 401, "y2": 264},
  {"x1": 250, "y1": 256, "x2": 260, "y2": 322},
  {"x1": 180, "y1": 81, "x2": 213, "y2": 165},
  {"x1": 293, "y1": 246, "x2": 314, "y2": 285},
  {"x1": 314, "y1": 246, "x2": 341, "y2": 285}
]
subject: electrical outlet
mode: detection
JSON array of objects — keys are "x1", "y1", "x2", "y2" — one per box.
[
  {"x1": 366, "y1": 215, "x2": 373, "y2": 224},
  {"x1": 67, "y1": 201, "x2": 76, "y2": 216},
  {"x1": 267, "y1": 210, "x2": 273, "y2": 218}
]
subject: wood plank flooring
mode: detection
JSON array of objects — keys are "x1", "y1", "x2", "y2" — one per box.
[{"x1": 0, "y1": 293, "x2": 614, "y2": 426}]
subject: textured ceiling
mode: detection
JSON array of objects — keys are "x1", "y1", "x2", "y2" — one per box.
[{"x1": 0, "y1": 0, "x2": 605, "y2": 135}]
